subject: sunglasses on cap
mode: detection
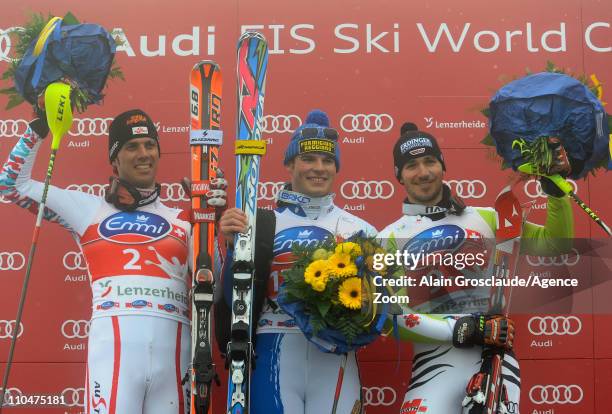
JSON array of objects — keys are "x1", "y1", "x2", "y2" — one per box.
[{"x1": 298, "y1": 127, "x2": 339, "y2": 141}]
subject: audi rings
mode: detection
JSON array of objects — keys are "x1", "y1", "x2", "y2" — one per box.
[
  {"x1": 340, "y1": 180, "x2": 394, "y2": 200},
  {"x1": 258, "y1": 182, "x2": 285, "y2": 201},
  {"x1": 528, "y1": 316, "x2": 582, "y2": 336},
  {"x1": 68, "y1": 118, "x2": 113, "y2": 137},
  {"x1": 0, "y1": 252, "x2": 26, "y2": 271},
  {"x1": 1, "y1": 387, "x2": 23, "y2": 404},
  {"x1": 524, "y1": 178, "x2": 578, "y2": 199},
  {"x1": 526, "y1": 248, "x2": 580, "y2": 267},
  {"x1": 0, "y1": 320, "x2": 24, "y2": 339},
  {"x1": 529, "y1": 385, "x2": 583, "y2": 404},
  {"x1": 0, "y1": 119, "x2": 29, "y2": 138},
  {"x1": 63, "y1": 251, "x2": 87, "y2": 271},
  {"x1": 61, "y1": 320, "x2": 90, "y2": 339},
  {"x1": 261, "y1": 115, "x2": 301, "y2": 133},
  {"x1": 0, "y1": 27, "x2": 24, "y2": 62},
  {"x1": 61, "y1": 387, "x2": 86, "y2": 407},
  {"x1": 340, "y1": 114, "x2": 393, "y2": 133},
  {"x1": 160, "y1": 183, "x2": 189, "y2": 202},
  {"x1": 362, "y1": 386, "x2": 396, "y2": 406},
  {"x1": 445, "y1": 180, "x2": 487, "y2": 199},
  {"x1": 66, "y1": 183, "x2": 108, "y2": 197}
]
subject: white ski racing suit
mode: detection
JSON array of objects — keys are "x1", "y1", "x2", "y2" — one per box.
[
  {"x1": 377, "y1": 193, "x2": 573, "y2": 414},
  {"x1": 0, "y1": 127, "x2": 192, "y2": 414}
]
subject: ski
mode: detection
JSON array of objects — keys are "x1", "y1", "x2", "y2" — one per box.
[
  {"x1": 188, "y1": 60, "x2": 223, "y2": 414},
  {"x1": 462, "y1": 186, "x2": 525, "y2": 414},
  {"x1": 226, "y1": 31, "x2": 268, "y2": 414}
]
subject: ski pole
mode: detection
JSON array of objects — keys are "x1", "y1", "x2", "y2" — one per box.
[
  {"x1": 518, "y1": 163, "x2": 611, "y2": 237},
  {"x1": 331, "y1": 353, "x2": 348, "y2": 414},
  {"x1": 0, "y1": 82, "x2": 73, "y2": 412}
]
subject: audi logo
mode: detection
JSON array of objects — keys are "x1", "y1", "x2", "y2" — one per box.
[
  {"x1": 445, "y1": 179, "x2": 487, "y2": 199},
  {"x1": 61, "y1": 320, "x2": 90, "y2": 339},
  {"x1": 66, "y1": 183, "x2": 189, "y2": 202},
  {"x1": 340, "y1": 114, "x2": 394, "y2": 133},
  {"x1": 160, "y1": 183, "x2": 189, "y2": 202},
  {"x1": 261, "y1": 115, "x2": 301, "y2": 133},
  {"x1": 528, "y1": 316, "x2": 582, "y2": 336},
  {"x1": 61, "y1": 387, "x2": 86, "y2": 407},
  {"x1": 0, "y1": 320, "x2": 24, "y2": 339},
  {"x1": 63, "y1": 251, "x2": 87, "y2": 271},
  {"x1": 362, "y1": 386, "x2": 397, "y2": 406},
  {"x1": 258, "y1": 181, "x2": 285, "y2": 201},
  {"x1": 340, "y1": 180, "x2": 394, "y2": 200},
  {"x1": 68, "y1": 117, "x2": 113, "y2": 137},
  {"x1": 0, "y1": 119, "x2": 29, "y2": 138},
  {"x1": 0, "y1": 252, "x2": 26, "y2": 271},
  {"x1": 524, "y1": 178, "x2": 578, "y2": 199},
  {"x1": 0, "y1": 27, "x2": 24, "y2": 62},
  {"x1": 529, "y1": 385, "x2": 583, "y2": 405},
  {"x1": 1, "y1": 387, "x2": 23, "y2": 403},
  {"x1": 526, "y1": 248, "x2": 580, "y2": 267}
]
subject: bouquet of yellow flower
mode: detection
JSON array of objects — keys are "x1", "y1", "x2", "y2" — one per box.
[{"x1": 277, "y1": 233, "x2": 390, "y2": 354}]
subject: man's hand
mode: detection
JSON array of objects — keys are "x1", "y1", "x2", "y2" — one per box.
[
  {"x1": 453, "y1": 314, "x2": 515, "y2": 350},
  {"x1": 219, "y1": 208, "x2": 249, "y2": 246}
]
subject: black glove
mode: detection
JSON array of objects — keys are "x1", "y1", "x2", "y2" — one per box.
[
  {"x1": 540, "y1": 176, "x2": 566, "y2": 198},
  {"x1": 453, "y1": 314, "x2": 515, "y2": 350},
  {"x1": 29, "y1": 117, "x2": 50, "y2": 139}
]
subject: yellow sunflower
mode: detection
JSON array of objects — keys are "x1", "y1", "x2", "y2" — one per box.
[
  {"x1": 335, "y1": 242, "x2": 362, "y2": 258},
  {"x1": 326, "y1": 252, "x2": 358, "y2": 278},
  {"x1": 338, "y1": 277, "x2": 362, "y2": 310},
  {"x1": 304, "y1": 260, "x2": 330, "y2": 292}
]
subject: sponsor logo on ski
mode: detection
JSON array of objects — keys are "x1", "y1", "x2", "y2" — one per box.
[
  {"x1": 63, "y1": 251, "x2": 87, "y2": 271},
  {"x1": 191, "y1": 181, "x2": 210, "y2": 195},
  {"x1": 99, "y1": 211, "x2": 171, "y2": 244},
  {"x1": 445, "y1": 180, "x2": 487, "y2": 199},
  {"x1": 262, "y1": 114, "x2": 302, "y2": 133},
  {"x1": 0, "y1": 119, "x2": 29, "y2": 137},
  {"x1": 526, "y1": 248, "x2": 580, "y2": 266},
  {"x1": 340, "y1": 114, "x2": 393, "y2": 132},
  {"x1": 61, "y1": 320, "x2": 90, "y2": 339},
  {"x1": 340, "y1": 180, "x2": 394, "y2": 200},
  {"x1": 61, "y1": 387, "x2": 85, "y2": 407},
  {"x1": 0, "y1": 320, "x2": 24, "y2": 339},
  {"x1": 423, "y1": 116, "x2": 486, "y2": 129},
  {"x1": 189, "y1": 129, "x2": 223, "y2": 145},
  {"x1": 529, "y1": 384, "x2": 583, "y2": 404},
  {"x1": 528, "y1": 316, "x2": 582, "y2": 336},
  {"x1": 0, "y1": 252, "x2": 26, "y2": 271},
  {"x1": 403, "y1": 225, "x2": 466, "y2": 255},
  {"x1": 193, "y1": 208, "x2": 216, "y2": 222},
  {"x1": 524, "y1": 178, "x2": 578, "y2": 198},
  {"x1": 274, "y1": 226, "x2": 332, "y2": 255},
  {"x1": 362, "y1": 386, "x2": 397, "y2": 406}
]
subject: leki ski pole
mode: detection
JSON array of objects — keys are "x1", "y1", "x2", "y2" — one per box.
[
  {"x1": 518, "y1": 163, "x2": 611, "y2": 237},
  {"x1": 0, "y1": 82, "x2": 73, "y2": 412}
]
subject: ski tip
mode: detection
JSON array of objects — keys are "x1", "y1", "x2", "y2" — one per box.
[
  {"x1": 191, "y1": 60, "x2": 220, "y2": 71},
  {"x1": 238, "y1": 30, "x2": 267, "y2": 43}
]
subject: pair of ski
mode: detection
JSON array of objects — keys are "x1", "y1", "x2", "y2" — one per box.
[
  {"x1": 462, "y1": 187, "x2": 525, "y2": 414},
  {"x1": 187, "y1": 31, "x2": 268, "y2": 414}
]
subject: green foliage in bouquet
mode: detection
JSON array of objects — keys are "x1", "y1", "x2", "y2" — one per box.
[
  {"x1": 480, "y1": 61, "x2": 610, "y2": 175},
  {"x1": 0, "y1": 12, "x2": 124, "y2": 111},
  {"x1": 281, "y1": 236, "x2": 387, "y2": 344}
]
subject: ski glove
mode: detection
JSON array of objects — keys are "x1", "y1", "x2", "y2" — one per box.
[
  {"x1": 29, "y1": 116, "x2": 49, "y2": 139},
  {"x1": 181, "y1": 168, "x2": 228, "y2": 220},
  {"x1": 453, "y1": 314, "x2": 515, "y2": 350},
  {"x1": 540, "y1": 137, "x2": 571, "y2": 198}
]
